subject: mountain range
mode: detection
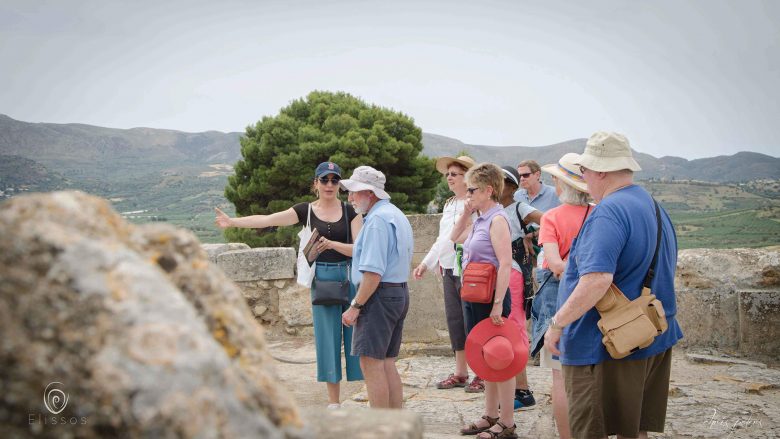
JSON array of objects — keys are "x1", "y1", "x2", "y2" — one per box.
[{"x1": 1, "y1": 115, "x2": 777, "y2": 193}]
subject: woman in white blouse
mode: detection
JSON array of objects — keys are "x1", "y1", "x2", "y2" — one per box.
[{"x1": 413, "y1": 155, "x2": 481, "y2": 391}]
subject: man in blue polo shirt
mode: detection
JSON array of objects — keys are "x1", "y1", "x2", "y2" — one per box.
[
  {"x1": 513, "y1": 159, "x2": 560, "y2": 212},
  {"x1": 545, "y1": 132, "x2": 683, "y2": 439},
  {"x1": 514, "y1": 159, "x2": 560, "y2": 260},
  {"x1": 340, "y1": 166, "x2": 414, "y2": 409}
]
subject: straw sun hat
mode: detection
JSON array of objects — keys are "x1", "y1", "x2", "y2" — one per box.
[
  {"x1": 435, "y1": 155, "x2": 476, "y2": 174},
  {"x1": 541, "y1": 153, "x2": 588, "y2": 193}
]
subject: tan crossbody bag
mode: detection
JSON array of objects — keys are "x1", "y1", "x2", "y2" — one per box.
[{"x1": 593, "y1": 200, "x2": 668, "y2": 359}]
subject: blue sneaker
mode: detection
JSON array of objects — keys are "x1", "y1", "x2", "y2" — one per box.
[{"x1": 513, "y1": 389, "x2": 536, "y2": 411}]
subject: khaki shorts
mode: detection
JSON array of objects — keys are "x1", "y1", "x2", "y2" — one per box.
[
  {"x1": 539, "y1": 345, "x2": 561, "y2": 370},
  {"x1": 562, "y1": 348, "x2": 673, "y2": 438}
]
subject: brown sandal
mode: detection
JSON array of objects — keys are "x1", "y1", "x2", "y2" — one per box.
[
  {"x1": 460, "y1": 415, "x2": 498, "y2": 435},
  {"x1": 476, "y1": 420, "x2": 517, "y2": 439}
]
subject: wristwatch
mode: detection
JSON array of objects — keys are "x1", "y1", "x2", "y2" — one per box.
[
  {"x1": 550, "y1": 316, "x2": 565, "y2": 331},
  {"x1": 350, "y1": 298, "x2": 364, "y2": 310}
]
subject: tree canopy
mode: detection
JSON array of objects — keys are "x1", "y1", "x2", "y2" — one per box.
[{"x1": 224, "y1": 90, "x2": 440, "y2": 247}]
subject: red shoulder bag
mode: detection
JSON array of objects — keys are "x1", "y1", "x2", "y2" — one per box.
[{"x1": 460, "y1": 262, "x2": 497, "y2": 303}]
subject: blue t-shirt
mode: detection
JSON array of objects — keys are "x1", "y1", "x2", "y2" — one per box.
[
  {"x1": 557, "y1": 185, "x2": 683, "y2": 366},
  {"x1": 352, "y1": 199, "x2": 414, "y2": 284}
]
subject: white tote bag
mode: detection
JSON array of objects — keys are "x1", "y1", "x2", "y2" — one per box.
[{"x1": 296, "y1": 203, "x2": 317, "y2": 287}]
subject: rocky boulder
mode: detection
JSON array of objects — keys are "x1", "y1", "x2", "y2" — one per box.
[{"x1": 0, "y1": 191, "x2": 302, "y2": 438}]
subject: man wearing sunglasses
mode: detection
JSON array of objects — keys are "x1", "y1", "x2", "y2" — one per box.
[{"x1": 513, "y1": 160, "x2": 561, "y2": 214}]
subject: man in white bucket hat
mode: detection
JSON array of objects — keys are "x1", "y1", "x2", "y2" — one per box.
[
  {"x1": 544, "y1": 132, "x2": 683, "y2": 439},
  {"x1": 340, "y1": 166, "x2": 414, "y2": 409}
]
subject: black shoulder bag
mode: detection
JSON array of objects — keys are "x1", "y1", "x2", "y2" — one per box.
[{"x1": 311, "y1": 203, "x2": 352, "y2": 306}]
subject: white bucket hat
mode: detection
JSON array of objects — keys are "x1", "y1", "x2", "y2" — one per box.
[
  {"x1": 541, "y1": 153, "x2": 588, "y2": 193},
  {"x1": 339, "y1": 166, "x2": 391, "y2": 200},
  {"x1": 575, "y1": 131, "x2": 642, "y2": 172}
]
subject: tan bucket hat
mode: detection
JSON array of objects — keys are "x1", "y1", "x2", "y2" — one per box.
[
  {"x1": 575, "y1": 131, "x2": 642, "y2": 172},
  {"x1": 541, "y1": 153, "x2": 588, "y2": 193},
  {"x1": 435, "y1": 155, "x2": 476, "y2": 174}
]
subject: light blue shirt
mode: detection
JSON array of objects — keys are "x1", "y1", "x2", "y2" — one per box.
[
  {"x1": 513, "y1": 183, "x2": 561, "y2": 218},
  {"x1": 351, "y1": 199, "x2": 414, "y2": 284},
  {"x1": 504, "y1": 201, "x2": 540, "y2": 272}
]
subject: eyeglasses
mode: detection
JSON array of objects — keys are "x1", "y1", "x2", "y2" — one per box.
[
  {"x1": 466, "y1": 187, "x2": 479, "y2": 194},
  {"x1": 445, "y1": 172, "x2": 464, "y2": 177},
  {"x1": 518, "y1": 172, "x2": 533, "y2": 179},
  {"x1": 318, "y1": 176, "x2": 341, "y2": 185},
  {"x1": 579, "y1": 166, "x2": 587, "y2": 174}
]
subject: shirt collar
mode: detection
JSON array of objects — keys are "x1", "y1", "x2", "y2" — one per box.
[
  {"x1": 365, "y1": 199, "x2": 390, "y2": 219},
  {"x1": 475, "y1": 203, "x2": 502, "y2": 222},
  {"x1": 529, "y1": 183, "x2": 553, "y2": 202}
]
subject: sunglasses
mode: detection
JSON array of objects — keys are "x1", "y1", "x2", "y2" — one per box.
[
  {"x1": 518, "y1": 172, "x2": 533, "y2": 179},
  {"x1": 317, "y1": 176, "x2": 341, "y2": 185},
  {"x1": 445, "y1": 172, "x2": 464, "y2": 177},
  {"x1": 579, "y1": 166, "x2": 588, "y2": 174},
  {"x1": 466, "y1": 187, "x2": 479, "y2": 194}
]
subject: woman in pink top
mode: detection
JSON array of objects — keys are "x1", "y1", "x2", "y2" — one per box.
[{"x1": 532, "y1": 153, "x2": 592, "y2": 439}]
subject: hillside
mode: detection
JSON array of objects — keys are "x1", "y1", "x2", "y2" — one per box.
[
  {"x1": 420, "y1": 133, "x2": 780, "y2": 182},
  {"x1": 1, "y1": 114, "x2": 778, "y2": 246},
  {"x1": 0, "y1": 154, "x2": 70, "y2": 193},
  {"x1": 0, "y1": 114, "x2": 242, "y2": 184},
  {"x1": 1, "y1": 115, "x2": 778, "y2": 184}
]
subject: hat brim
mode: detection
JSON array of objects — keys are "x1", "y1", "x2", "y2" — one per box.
[
  {"x1": 541, "y1": 163, "x2": 588, "y2": 193},
  {"x1": 501, "y1": 169, "x2": 519, "y2": 187},
  {"x1": 339, "y1": 179, "x2": 391, "y2": 200},
  {"x1": 574, "y1": 153, "x2": 642, "y2": 173},
  {"x1": 465, "y1": 318, "x2": 528, "y2": 382},
  {"x1": 435, "y1": 156, "x2": 476, "y2": 174}
]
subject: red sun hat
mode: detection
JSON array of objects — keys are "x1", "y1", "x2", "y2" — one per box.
[{"x1": 465, "y1": 318, "x2": 529, "y2": 382}]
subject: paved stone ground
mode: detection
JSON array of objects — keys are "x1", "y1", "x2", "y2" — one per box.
[{"x1": 268, "y1": 336, "x2": 779, "y2": 438}]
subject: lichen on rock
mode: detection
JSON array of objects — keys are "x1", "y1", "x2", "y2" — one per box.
[{"x1": 0, "y1": 191, "x2": 302, "y2": 438}]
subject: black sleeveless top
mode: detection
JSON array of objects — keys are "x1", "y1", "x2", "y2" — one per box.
[{"x1": 292, "y1": 202, "x2": 359, "y2": 263}]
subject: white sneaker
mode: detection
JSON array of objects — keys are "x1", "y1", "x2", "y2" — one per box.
[{"x1": 326, "y1": 403, "x2": 341, "y2": 410}]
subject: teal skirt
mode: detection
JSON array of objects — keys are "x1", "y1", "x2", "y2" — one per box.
[{"x1": 312, "y1": 261, "x2": 363, "y2": 382}]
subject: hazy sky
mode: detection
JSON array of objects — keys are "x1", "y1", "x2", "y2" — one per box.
[{"x1": 1, "y1": 0, "x2": 778, "y2": 159}]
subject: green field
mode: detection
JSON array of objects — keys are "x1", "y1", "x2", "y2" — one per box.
[
  {"x1": 11, "y1": 170, "x2": 776, "y2": 249},
  {"x1": 121, "y1": 178, "x2": 780, "y2": 248},
  {"x1": 640, "y1": 180, "x2": 780, "y2": 249}
]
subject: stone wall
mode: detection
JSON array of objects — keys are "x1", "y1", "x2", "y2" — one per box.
[
  {"x1": 675, "y1": 248, "x2": 780, "y2": 359},
  {"x1": 208, "y1": 214, "x2": 780, "y2": 360}
]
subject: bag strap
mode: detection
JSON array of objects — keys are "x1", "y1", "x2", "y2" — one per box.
[
  {"x1": 514, "y1": 202, "x2": 523, "y2": 227},
  {"x1": 560, "y1": 204, "x2": 590, "y2": 261},
  {"x1": 642, "y1": 199, "x2": 663, "y2": 293},
  {"x1": 343, "y1": 202, "x2": 352, "y2": 282},
  {"x1": 306, "y1": 202, "x2": 312, "y2": 229},
  {"x1": 516, "y1": 202, "x2": 532, "y2": 235},
  {"x1": 343, "y1": 202, "x2": 351, "y2": 244}
]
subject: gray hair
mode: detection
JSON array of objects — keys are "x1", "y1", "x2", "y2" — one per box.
[{"x1": 558, "y1": 181, "x2": 590, "y2": 206}]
